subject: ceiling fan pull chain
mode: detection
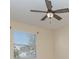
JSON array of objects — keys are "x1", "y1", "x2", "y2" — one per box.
[{"x1": 49, "y1": 19, "x2": 52, "y2": 24}]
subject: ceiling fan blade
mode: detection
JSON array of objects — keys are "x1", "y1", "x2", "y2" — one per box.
[
  {"x1": 53, "y1": 14, "x2": 62, "y2": 20},
  {"x1": 30, "y1": 10, "x2": 47, "y2": 13},
  {"x1": 54, "y1": 8, "x2": 69, "y2": 13},
  {"x1": 41, "y1": 15, "x2": 47, "y2": 21},
  {"x1": 45, "y1": 0, "x2": 52, "y2": 10}
]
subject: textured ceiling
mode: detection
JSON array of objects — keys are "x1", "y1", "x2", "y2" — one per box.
[{"x1": 11, "y1": 0, "x2": 69, "y2": 29}]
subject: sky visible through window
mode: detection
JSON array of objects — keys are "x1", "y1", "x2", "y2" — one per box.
[{"x1": 14, "y1": 31, "x2": 34, "y2": 45}]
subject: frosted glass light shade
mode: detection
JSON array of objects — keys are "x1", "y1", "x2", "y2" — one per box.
[{"x1": 47, "y1": 13, "x2": 53, "y2": 18}]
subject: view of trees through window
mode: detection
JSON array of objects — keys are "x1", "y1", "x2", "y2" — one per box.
[{"x1": 13, "y1": 31, "x2": 36, "y2": 59}]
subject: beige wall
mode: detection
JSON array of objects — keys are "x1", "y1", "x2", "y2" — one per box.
[
  {"x1": 11, "y1": 21, "x2": 69, "y2": 59},
  {"x1": 53, "y1": 26, "x2": 69, "y2": 59},
  {"x1": 10, "y1": 21, "x2": 54, "y2": 59}
]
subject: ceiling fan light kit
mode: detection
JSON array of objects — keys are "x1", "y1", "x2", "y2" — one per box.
[
  {"x1": 30, "y1": 0, "x2": 69, "y2": 21},
  {"x1": 47, "y1": 13, "x2": 53, "y2": 18}
]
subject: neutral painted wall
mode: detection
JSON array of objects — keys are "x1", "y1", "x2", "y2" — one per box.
[
  {"x1": 53, "y1": 26, "x2": 69, "y2": 59},
  {"x1": 10, "y1": 21, "x2": 69, "y2": 59},
  {"x1": 10, "y1": 21, "x2": 54, "y2": 59}
]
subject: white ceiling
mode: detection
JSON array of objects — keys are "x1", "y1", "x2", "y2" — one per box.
[{"x1": 11, "y1": 0, "x2": 69, "y2": 29}]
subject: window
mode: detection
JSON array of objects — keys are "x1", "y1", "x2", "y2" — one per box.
[{"x1": 13, "y1": 31, "x2": 36, "y2": 59}]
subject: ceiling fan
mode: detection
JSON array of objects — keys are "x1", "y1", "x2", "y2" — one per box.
[{"x1": 30, "y1": 0, "x2": 69, "y2": 21}]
